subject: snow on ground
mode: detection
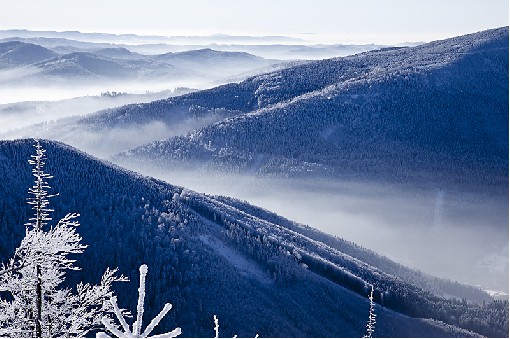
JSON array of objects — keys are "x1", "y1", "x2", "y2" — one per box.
[{"x1": 198, "y1": 234, "x2": 273, "y2": 285}]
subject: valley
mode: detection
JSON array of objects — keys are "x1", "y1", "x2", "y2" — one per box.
[{"x1": 0, "y1": 25, "x2": 508, "y2": 337}]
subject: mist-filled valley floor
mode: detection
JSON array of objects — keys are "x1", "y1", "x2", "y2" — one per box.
[
  {"x1": 0, "y1": 27, "x2": 508, "y2": 337},
  {"x1": 118, "y1": 168, "x2": 509, "y2": 294}
]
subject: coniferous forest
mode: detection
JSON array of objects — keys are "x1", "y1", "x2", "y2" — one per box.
[{"x1": 0, "y1": 17, "x2": 508, "y2": 339}]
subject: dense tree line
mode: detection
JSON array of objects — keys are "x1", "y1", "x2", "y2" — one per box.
[
  {"x1": 2, "y1": 139, "x2": 503, "y2": 337},
  {"x1": 185, "y1": 190, "x2": 508, "y2": 337},
  {"x1": 122, "y1": 27, "x2": 508, "y2": 190}
]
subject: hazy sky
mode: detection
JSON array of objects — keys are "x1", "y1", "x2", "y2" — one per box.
[{"x1": 0, "y1": 0, "x2": 508, "y2": 43}]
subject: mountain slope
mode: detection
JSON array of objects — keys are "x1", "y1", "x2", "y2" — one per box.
[
  {"x1": 116, "y1": 27, "x2": 508, "y2": 188},
  {"x1": 0, "y1": 139, "x2": 507, "y2": 337},
  {"x1": 0, "y1": 41, "x2": 57, "y2": 67},
  {"x1": 33, "y1": 49, "x2": 276, "y2": 79},
  {"x1": 34, "y1": 51, "x2": 136, "y2": 77},
  {"x1": 156, "y1": 48, "x2": 265, "y2": 63},
  {"x1": 0, "y1": 38, "x2": 281, "y2": 83},
  {"x1": 93, "y1": 47, "x2": 142, "y2": 59}
]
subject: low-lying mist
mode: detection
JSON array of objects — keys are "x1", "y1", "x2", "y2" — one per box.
[
  {"x1": 0, "y1": 61, "x2": 275, "y2": 135},
  {"x1": 0, "y1": 77, "x2": 204, "y2": 106},
  {"x1": 2, "y1": 112, "x2": 232, "y2": 158},
  {"x1": 0, "y1": 88, "x2": 196, "y2": 135},
  {"x1": 120, "y1": 166, "x2": 509, "y2": 294}
]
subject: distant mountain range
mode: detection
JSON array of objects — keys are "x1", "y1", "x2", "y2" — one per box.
[
  {"x1": 0, "y1": 29, "x2": 388, "y2": 60},
  {"x1": 0, "y1": 40, "x2": 57, "y2": 67},
  {"x1": 0, "y1": 40, "x2": 280, "y2": 81},
  {"x1": 0, "y1": 29, "x2": 306, "y2": 45},
  {"x1": 0, "y1": 139, "x2": 506, "y2": 337}
]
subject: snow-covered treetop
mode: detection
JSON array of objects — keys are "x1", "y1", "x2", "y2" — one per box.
[{"x1": 26, "y1": 140, "x2": 57, "y2": 231}]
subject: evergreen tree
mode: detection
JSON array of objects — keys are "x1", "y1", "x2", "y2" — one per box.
[
  {"x1": 363, "y1": 285, "x2": 377, "y2": 338},
  {"x1": 0, "y1": 140, "x2": 127, "y2": 337}
]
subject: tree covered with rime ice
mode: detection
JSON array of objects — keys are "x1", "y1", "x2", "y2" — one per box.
[
  {"x1": 363, "y1": 285, "x2": 376, "y2": 338},
  {"x1": 0, "y1": 140, "x2": 127, "y2": 337},
  {"x1": 97, "y1": 264, "x2": 181, "y2": 338}
]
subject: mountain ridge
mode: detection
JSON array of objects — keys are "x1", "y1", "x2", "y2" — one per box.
[
  {"x1": 0, "y1": 40, "x2": 57, "y2": 67},
  {"x1": 112, "y1": 27, "x2": 507, "y2": 189},
  {"x1": 0, "y1": 139, "x2": 507, "y2": 337},
  {"x1": 0, "y1": 40, "x2": 280, "y2": 80}
]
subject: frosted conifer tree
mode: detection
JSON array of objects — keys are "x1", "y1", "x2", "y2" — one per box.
[
  {"x1": 0, "y1": 140, "x2": 127, "y2": 337},
  {"x1": 363, "y1": 285, "x2": 377, "y2": 338},
  {"x1": 98, "y1": 264, "x2": 181, "y2": 338}
]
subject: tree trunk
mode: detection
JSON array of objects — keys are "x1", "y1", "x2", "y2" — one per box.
[{"x1": 35, "y1": 264, "x2": 42, "y2": 338}]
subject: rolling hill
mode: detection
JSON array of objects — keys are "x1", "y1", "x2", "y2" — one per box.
[
  {"x1": 0, "y1": 139, "x2": 507, "y2": 337},
  {"x1": 0, "y1": 41, "x2": 57, "y2": 67},
  {"x1": 0, "y1": 39, "x2": 281, "y2": 82},
  {"x1": 34, "y1": 51, "x2": 137, "y2": 78},
  {"x1": 156, "y1": 48, "x2": 266, "y2": 64},
  {"x1": 92, "y1": 47, "x2": 142, "y2": 59},
  {"x1": 112, "y1": 27, "x2": 508, "y2": 189},
  {"x1": 3, "y1": 29, "x2": 506, "y2": 301}
]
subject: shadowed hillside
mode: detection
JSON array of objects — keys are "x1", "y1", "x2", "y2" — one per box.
[{"x1": 0, "y1": 139, "x2": 507, "y2": 337}]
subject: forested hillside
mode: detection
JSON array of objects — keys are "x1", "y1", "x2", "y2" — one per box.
[
  {"x1": 0, "y1": 139, "x2": 507, "y2": 337},
  {"x1": 117, "y1": 27, "x2": 508, "y2": 189},
  {"x1": 0, "y1": 41, "x2": 57, "y2": 67}
]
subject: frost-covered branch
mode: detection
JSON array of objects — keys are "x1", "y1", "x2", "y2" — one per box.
[
  {"x1": 0, "y1": 260, "x2": 24, "y2": 276},
  {"x1": 110, "y1": 296, "x2": 131, "y2": 334},
  {"x1": 134, "y1": 264, "x2": 148, "y2": 336},
  {"x1": 98, "y1": 265, "x2": 181, "y2": 338},
  {"x1": 142, "y1": 303, "x2": 173, "y2": 337}
]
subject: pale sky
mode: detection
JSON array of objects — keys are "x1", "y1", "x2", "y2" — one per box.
[{"x1": 0, "y1": 0, "x2": 508, "y2": 44}]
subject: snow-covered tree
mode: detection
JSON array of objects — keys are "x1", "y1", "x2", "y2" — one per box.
[
  {"x1": 213, "y1": 315, "x2": 219, "y2": 339},
  {"x1": 211, "y1": 314, "x2": 258, "y2": 338},
  {"x1": 363, "y1": 285, "x2": 377, "y2": 338},
  {"x1": 0, "y1": 140, "x2": 127, "y2": 337},
  {"x1": 98, "y1": 264, "x2": 181, "y2": 338}
]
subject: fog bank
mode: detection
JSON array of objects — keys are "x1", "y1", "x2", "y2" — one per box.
[{"x1": 132, "y1": 168, "x2": 509, "y2": 293}]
